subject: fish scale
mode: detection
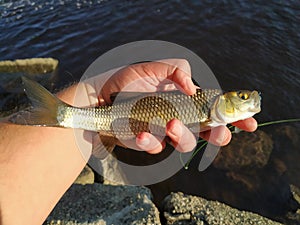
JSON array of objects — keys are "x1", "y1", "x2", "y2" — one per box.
[{"x1": 58, "y1": 89, "x2": 221, "y2": 138}]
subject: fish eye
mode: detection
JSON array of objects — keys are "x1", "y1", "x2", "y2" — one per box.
[{"x1": 238, "y1": 92, "x2": 249, "y2": 100}]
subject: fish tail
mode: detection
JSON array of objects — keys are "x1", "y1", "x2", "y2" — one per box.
[{"x1": 10, "y1": 77, "x2": 67, "y2": 126}]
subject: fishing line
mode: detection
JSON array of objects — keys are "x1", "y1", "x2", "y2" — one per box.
[
  {"x1": 180, "y1": 140, "x2": 207, "y2": 169},
  {"x1": 180, "y1": 118, "x2": 300, "y2": 169},
  {"x1": 257, "y1": 118, "x2": 300, "y2": 127}
]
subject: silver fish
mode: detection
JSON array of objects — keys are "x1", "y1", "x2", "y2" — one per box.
[{"x1": 9, "y1": 77, "x2": 261, "y2": 154}]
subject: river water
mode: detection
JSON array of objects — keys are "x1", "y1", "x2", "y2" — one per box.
[{"x1": 1, "y1": 0, "x2": 299, "y2": 223}]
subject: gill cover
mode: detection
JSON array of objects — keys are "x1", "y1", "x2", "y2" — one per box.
[{"x1": 212, "y1": 90, "x2": 261, "y2": 124}]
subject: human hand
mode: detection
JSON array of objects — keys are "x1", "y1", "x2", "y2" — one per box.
[{"x1": 83, "y1": 59, "x2": 257, "y2": 154}]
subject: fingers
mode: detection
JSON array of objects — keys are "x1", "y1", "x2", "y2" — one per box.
[
  {"x1": 114, "y1": 133, "x2": 165, "y2": 154},
  {"x1": 169, "y1": 68, "x2": 197, "y2": 95},
  {"x1": 134, "y1": 119, "x2": 197, "y2": 154},
  {"x1": 158, "y1": 59, "x2": 196, "y2": 95},
  {"x1": 232, "y1": 117, "x2": 258, "y2": 132},
  {"x1": 158, "y1": 58, "x2": 192, "y2": 75},
  {"x1": 101, "y1": 59, "x2": 196, "y2": 100},
  {"x1": 166, "y1": 119, "x2": 197, "y2": 153},
  {"x1": 130, "y1": 117, "x2": 256, "y2": 154},
  {"x1": 132, "y1": 59, "x2": 196, "y2": 96},
  {"x1": 198, "y1": 118, "x2": 257, "y2": 146},
  {"x1": 200, "y1": 126, "x2": 232, "y2": 146},
  {"x1": 136, "y1": 132, "x2": 165, "y2": 154}
]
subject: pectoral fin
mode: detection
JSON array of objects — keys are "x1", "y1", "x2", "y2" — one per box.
[
  {"x1": 187, "y1": 121, "x2": 213, "y2": 133},
  {"x1": 199, "y1": 120, "x2": 213, "y2": 132}
]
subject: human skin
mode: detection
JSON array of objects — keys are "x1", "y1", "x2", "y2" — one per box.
[{"x1": 0, "y1": 59, "x2": 257, "y2": 224}]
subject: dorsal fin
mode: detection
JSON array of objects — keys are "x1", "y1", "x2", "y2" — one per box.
[{"x1": 109, "y1": 90, "x2": 183, "y2": 102}]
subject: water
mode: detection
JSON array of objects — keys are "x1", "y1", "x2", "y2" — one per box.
[
  {"x1": 1, "y1": 0, "x2": 299, "y2": 120},
  {"x1": 1, "y1": 0, "x2": 299, "y2": 223}
]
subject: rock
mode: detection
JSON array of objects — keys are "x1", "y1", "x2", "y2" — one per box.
[
  {"x1": 286, "y1": 185, "x2": 300, "y2": 223},
  {"x1": 272, "y1": 125, "x2": 300, "y2": 188},
  {"x1": 213, "y1": 130, "x2": 273, "y2": 171},
  {"x1": 44, "y1": 183, "x2": 161, "y2": 225},
  {"x1": 0, "y1": 57, "x2": 59, "y2": 117},
  {"x1": 88, "y1": 153, "x2": 128, "y2": 185},
  {"x1": 274, "y1": 125, "x2": 300, "y2": 148},
  {"x1": 163, "y1": 192, "x2": 283, "y2": 225},
  {"x1": 209, "y1": 130, "x2": 297, "y2": 220},
  {"x1": 74, "y1": 165, "x2": 94, "y2": 185},
  {"x1": 290, "y1": 185, "x2": 300, "y2": 205},
  {"x1": 0, "y1": 58, "x2": 58, "y2": 74}
]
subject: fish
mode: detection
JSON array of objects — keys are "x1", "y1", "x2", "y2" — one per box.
[{"x1": 9, "y1": 76, "x2": 261, "y2": 155}]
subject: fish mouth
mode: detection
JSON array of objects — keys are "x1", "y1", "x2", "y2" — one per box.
[
  {"x1": 250, "y1": 106, "x2": 261, "y2": 113},
  {"x1": 249, "y1": 91, "x2": 261, "y2": 113}
]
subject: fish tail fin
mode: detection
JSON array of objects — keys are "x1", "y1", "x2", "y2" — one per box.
[{"x1": 10, "y1": 77, "x2": 66, "y2": 126}]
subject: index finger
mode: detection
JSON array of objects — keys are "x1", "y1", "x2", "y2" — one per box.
[
  {"x1": 159, "y1": 59, "x2": 196, "y2": 95},
  {"x1": 168, "y1": 67, "x2": 196, "y2": 95},
  {"x1": 231, "y1": 117, "x2": 258, "y2": 132}
]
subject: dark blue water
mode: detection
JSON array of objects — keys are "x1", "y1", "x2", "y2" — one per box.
[
  {"x1": 1, "y1": 0, "x2": 299, "y2": 223},
  {"x1": 1, "y1": 0, "x2": 299, "y2": 121}
]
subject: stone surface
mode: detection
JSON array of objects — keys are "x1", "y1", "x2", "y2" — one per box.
[
  {"x1": 43, "y1": 182, "x2": 294, "y2": 225},
  {"x1": 0, "y1": 58, "x2": 58, "y2": 74},
  {"x1": 0, "y1": 57, "x2": 59, "y2": 117},
  {"x1": 290, "y1": 185, "x2": 300, "y2": 205},
  {"x1": 213, "y1": 130, "x2": 273, "y2": 171},
  {"x1": 88, "y1": 153, "x2": 128, "y2": 185},
  {"x1": 208, "y1": 129, "x2": 298, "y2": 221},
  {"x1": 74, "y1": 165, "x2": 94, "y2": 185},
  {"x1": 286, "y1": 185, "x2": 300, "y2": 223},
  {"x1": 163, "y1": 192, "x2": 283, "y2": 225},
  {"x1": 44, "y1": 184, "x2": 161, "y2": 225}
]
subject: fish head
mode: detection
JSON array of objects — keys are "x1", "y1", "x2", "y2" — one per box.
[{"x1": 212, "y1": 90, "x2": 261, "y2": 124}]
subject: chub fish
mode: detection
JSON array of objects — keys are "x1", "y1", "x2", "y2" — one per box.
[{"x1": 9, "y1": 77, "x2": 261, "y2": 153}]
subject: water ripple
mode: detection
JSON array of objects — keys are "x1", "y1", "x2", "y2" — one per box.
[{"x1": 0, "y1": 0, "x2": 299, "y2": 120}]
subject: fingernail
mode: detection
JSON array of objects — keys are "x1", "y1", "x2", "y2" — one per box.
[
  {"x1": 138, "y1": 136, "x2": 150, "y2": 147},
  {"x1": 185, "y1": 77, "x2": 196, "y2": 95},
  {"x1": 169, "y1": 122, "x2": 182, "y2": 138},
  {"x1": 215, "y1": 132, "x2": 226, "y2": 145}
]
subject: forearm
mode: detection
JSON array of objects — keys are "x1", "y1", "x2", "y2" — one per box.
[{"x1": 0, "y1": 84, "x2": 88, "y2": 225}]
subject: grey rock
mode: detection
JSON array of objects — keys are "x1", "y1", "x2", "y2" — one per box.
[
  {"x1": 88, "y1": 153, "x2": 128, "y2": 185},
  {"x1": 44, "y1": 184, "x2": 161, "y2": 225},
  {"x1": 163, "y1": 192, "x2": 283, "y2": 225},
  {"x1": 74, "y1": 165, "x2": 94, "y2": 185},
  {"x1": 286, "y1": 185, "x2": 300, "y2": 223},
  {"x1": 290, "y1": 185, "x2": 300, "y2": 205}
]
